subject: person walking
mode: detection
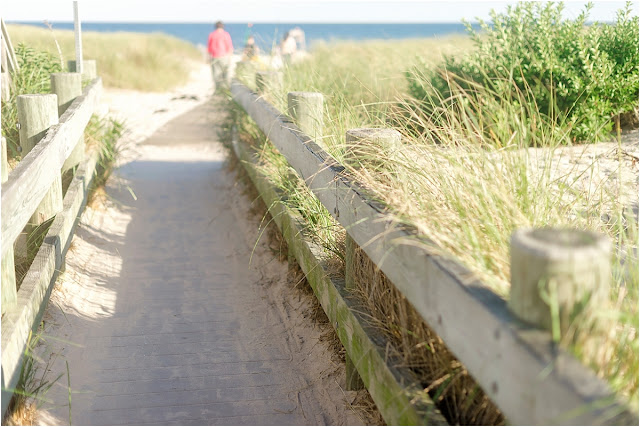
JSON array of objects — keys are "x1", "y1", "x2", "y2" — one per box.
[
  {"x1": 208, "y1": 21, "x2": 234, "y2": 93},
  {"x1": 281, "y1": 32, "x2": 297, "y2": 65},
  {"x1": 243, "y1": 35, "x2": 259, "y2": 61}
]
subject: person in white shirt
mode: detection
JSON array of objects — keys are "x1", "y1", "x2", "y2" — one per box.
[{"x1": 281, "y1": 32, "x2": 297, "y2": 64}]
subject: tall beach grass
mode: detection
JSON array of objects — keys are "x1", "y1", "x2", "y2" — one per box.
[{"x1": 235, "y1": 23, "x2": 639, "y2": 422}]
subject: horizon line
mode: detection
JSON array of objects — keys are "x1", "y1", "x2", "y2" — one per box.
[
  {"x1": 8, "y1": 19, "x2": 617, "y2": 25},
  {"x1": 9, "y1": 20, "x2": 475, "y2": 24}
]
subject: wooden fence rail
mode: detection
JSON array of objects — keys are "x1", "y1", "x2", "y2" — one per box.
[
  {"x1": 1, "y1": 79, "x2": 101, "y2": 258},
  {"x1": 1, "y1": 18, "x2": 19, "y2": 102},
  {"x1": 231, "y1": 80, "x2": 636, "y2": 425},
  {"x1": 1, "y1": 73, "x2": 103, "y2": 417}
]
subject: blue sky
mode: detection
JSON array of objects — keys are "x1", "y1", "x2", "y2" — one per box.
[{"x1": 4, "y1": 0, "x2": 637, "y2": 23}]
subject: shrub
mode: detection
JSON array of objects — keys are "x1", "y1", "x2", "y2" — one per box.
[{"x1": 407, "y1": 1, "x2": 639, "y2": 143}]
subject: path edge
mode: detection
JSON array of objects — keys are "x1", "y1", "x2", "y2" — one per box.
[
  {"x1": 1, "y1": 145, "x2": 101, "y2": 417},
  {"x1": 231, "y1": 127, "x2": 448, "y2": 426}
]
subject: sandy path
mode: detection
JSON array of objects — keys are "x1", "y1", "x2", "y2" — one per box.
[{"x1": 32, "y1": 62, "x2": 365, "y2": 425}]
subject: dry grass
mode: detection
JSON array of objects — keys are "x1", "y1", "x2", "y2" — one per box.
[
  {"x1": 229, "y1": 142, "x2": 385, "y2": 425},
  {"x1": 3, "y1": 400, "x2": 37, "y2": 426},
  {"x1": 2, "y1": 328, "x2": 63, "y2": 426},
  {"x1": 234, "y1": 31, "x2": 638, "y2": 422},
  {"x1": 350, "y1": 240, "x2": 505, "y2": 425}
]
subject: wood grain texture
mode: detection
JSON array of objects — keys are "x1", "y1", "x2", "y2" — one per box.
[
  {"x1": 231, "y1": 81, "x2": 636, "y2": 425},
  {"x1": 51, "y1": 72, "x2": 85, "y2": 172},
  {"x1": 287, "y1": 92, "x2": 324, "y2": 142},
  {"x1": 510, "y1": 228, "x2": 611, "y2": 335},
  {"x1": 51, "y1": 73, "x2": 82, "y2": 116},
  {"x1": 1, "y1": 136, "x2": 17, "y2": 313},
  {"x1": 68, "y1": 59, "x2": 97, "y2": 82},
  {"x1": 1, "y1": 18, "x2": 19, "y2": 73},
  {"x1": 1, "y1": 146, "x2": 100, "y2": 418},
  {"x1": 1, "y1": 78, "x2": 102, "y2": 258},
  {"x1": 16, "y1": 94, "x2": 64, "y2": 255},
  {"x1": 17, "y1": 94, "x2": 58, "y2": 155}
]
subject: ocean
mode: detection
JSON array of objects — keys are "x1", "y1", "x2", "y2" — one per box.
[{"x1": 13, "y1": 21, "x2": 478, "y2": 53}]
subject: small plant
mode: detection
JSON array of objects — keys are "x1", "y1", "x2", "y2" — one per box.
[
  {"x1": 86, "y1": 115, "x2": 124, "y2": 190},
  {"x1": 1, "y1": 44, "x2": 63, "y2": 158},
  {"x1": 3, "y1": 326, "x2": 63, "y2": 425}
]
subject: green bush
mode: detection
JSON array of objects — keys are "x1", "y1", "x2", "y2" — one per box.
[{"x1": 407, "y1": 1, "x2": 639, "y2": 143}]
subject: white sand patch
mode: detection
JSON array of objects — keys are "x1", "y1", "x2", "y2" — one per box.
[{"x1": 100, "y1": 60, "x2": 213, "y2": 155}]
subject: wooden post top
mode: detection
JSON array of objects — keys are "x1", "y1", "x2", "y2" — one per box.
[
  {"x1": 287, "y1": 91, "x2": 323, "y2": 99},
  {"x1": 511, "y1": 227, "x2": 611, "y2": 257},
  {"x1": 50, "y1": 73, "x2": 82, "y2": 116},
  {"x1": 16, "y1": 94, "x2": 59, "y2": 155},
  {"x1": 509, "y1": 227, "x2": 611, "y2": 336},
  {"x1": 346, "y1": 128, "x2": 402, "y2": 143}
]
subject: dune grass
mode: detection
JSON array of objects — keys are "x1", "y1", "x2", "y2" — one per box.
[
  {"x1": 235, "y1": 28, "x2": 638, "y2": 422},
  {"x1": 7, "y1": 23, "x2": 203, "y2": 91}
]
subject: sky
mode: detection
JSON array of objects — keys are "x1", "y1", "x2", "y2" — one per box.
[{"x1": 3, "y1": 0, "x2": 637, "y2": 23}]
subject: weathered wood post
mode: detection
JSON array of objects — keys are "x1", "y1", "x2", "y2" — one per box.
[
  {"x1": 16, "y1": 94, "x2": 63, "y2": 252},
  {"x1": 1, "y1": 136, "x2": 17, "y2": 314},
  {"x1": 67, "y1": 59, "x2": 96, "y2": 82},
  {"x1": 509, "y1": 228, "x2": 611, "y2": 339},
  {"x1": 255, "y1": 71, "x2": 282, "y2": 94},
  {"x1": 285, "y1": 91, "x2": 324, "y2": 269},
  {"x1": 345, "y1": 128, "x2": 402, "y2": 170},
  {"x1": 1, "y1": 42, "x2": 9, "y2": 102},
  {"x1": 342, "y1": 128, "x2": 402, "y2": 391},
  {"x1": 51, "y1": 72, "x2": 84, "y2": 172},
  {"x1": 287, "y1": 92, "x2": 324, "y2": 142}
]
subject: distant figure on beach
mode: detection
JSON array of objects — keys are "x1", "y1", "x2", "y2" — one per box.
[
  {"x1": 243, "y1": 35, "x2": 259, "y2": 61},
  {"x1": 207, "y1": 21, "x2": 234, "y2": 93},
  {"x1": 281, "y1": 32, "x2": 297, "y2": 64},
  {"x1": 244, "y1": 22, "x2": 254, "y2": 44},
  {"x1": 288, "y1": 27, "x2": 306, "y2": 51}
]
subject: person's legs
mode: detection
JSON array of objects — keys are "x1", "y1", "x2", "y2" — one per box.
[
  {"x1": 222, "y1": 56, "x2": 233, "y2": 89},
  {"x1": 211, "y1": 57, "x2": 234, "y2": 93},
  {"x1": 211, "y1": 58, "x2": 223, "y2": 94}
]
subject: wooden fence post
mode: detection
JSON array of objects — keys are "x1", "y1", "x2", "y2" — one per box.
[
  {"x1": 67, "y1": 59, "x2": 96, "y2": 82},
  {"x1": 255, "y1": 71, "x2": 282, "y2": 94},
  {"x1": 509, "y1": 228, "x2": 611, "y2": 338},
  {"x1": 343, "y1": 127, "x2": 402, "y2": 390},
  {"x1": 1, "y1": 136, "x2": 17, "y2": 314},
  {"x1": 51, "y1": 72, "x2": 84, "y2": 172},
  {"x1": 287, "y1": 92, "x2": 324, "y2": 142},
  {"x1": 345, "y1": 128, "x2": 402, "y2": 170},
  {"x1": 16, "y1": 94, "x2": 63, "y2": 248},
  {"x1": 285, "y1": 91, "x2": 324, "y2": 270}
]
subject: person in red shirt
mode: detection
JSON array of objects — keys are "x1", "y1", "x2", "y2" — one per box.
[{"x1": 208, "y1": 21, "x2": 234, "y2": 93}]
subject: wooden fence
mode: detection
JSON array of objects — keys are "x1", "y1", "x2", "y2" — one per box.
[
  {"x1": 231, "y1": 78, "x2": 637, "y2": 425},
  {"x1": 1, "y1": 67, "x2": 102, "y2": 417},
  {"x1": 1, "y1": 18, "x2": 19, "y2": 102}
]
